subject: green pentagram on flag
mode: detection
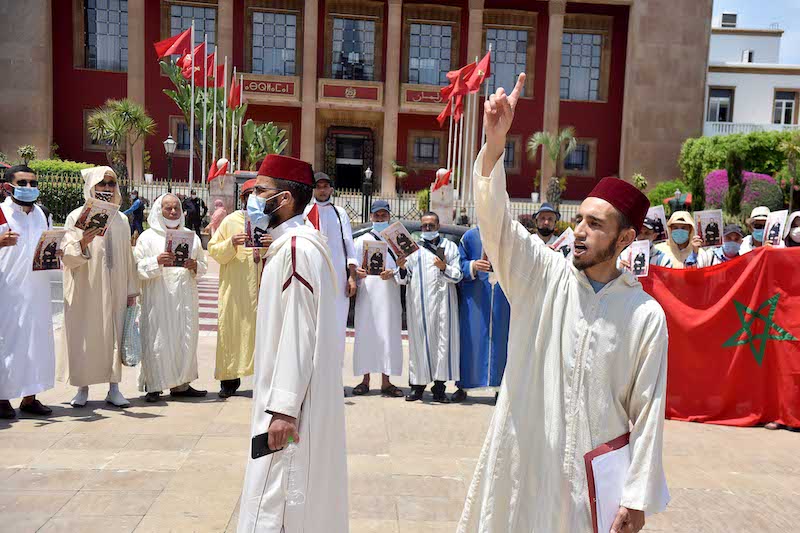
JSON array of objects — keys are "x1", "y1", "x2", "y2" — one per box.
[{"x1": 722, "y1": 294, "x2": 797, "y2": 365}]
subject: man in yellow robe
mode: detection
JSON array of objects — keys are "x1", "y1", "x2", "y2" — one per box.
[{"x1": 208, "y1": 179, "x2": 272, "y2": 398}]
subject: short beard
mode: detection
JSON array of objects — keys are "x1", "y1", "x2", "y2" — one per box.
[
  {"x1": 11, "y1": 196, "x2": 35, "y2": 207},
  {"x1": 573, "y1": 235, "x2": 620, "y2": 271}
]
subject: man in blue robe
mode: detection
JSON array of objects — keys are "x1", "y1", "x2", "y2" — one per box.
[{"x1": 451, "y1": 226, "x2": 510, "y2": 403}]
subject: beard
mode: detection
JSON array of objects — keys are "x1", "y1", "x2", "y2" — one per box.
[{"x1": 572, "y1": 235, "x2": 620, "y2": 271}]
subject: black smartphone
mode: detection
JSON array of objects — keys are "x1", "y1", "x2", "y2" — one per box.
[
  {"x1": 251, "y1": 432, "x2": 281, "y2": 459},
  {"x1": 435, "y1": 246, "x2": 446, "y2": 261}
]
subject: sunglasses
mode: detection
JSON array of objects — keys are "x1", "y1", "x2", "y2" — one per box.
[
  {"x1": 15, "y1": 179, "x2": 38, "y2": 187},
  {"x1": 420, "y1": 223, "x2": 437, "y2": 230},
  {"x1": 98, "y1": 180, "x2": 118, "y2": 187}
]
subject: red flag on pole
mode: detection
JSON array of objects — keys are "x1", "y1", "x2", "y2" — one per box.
[
  {"x1": 431, "y1": 168, "x2": 452, "y2": 192},
  {"x1": 227, "y1": 75, "x2": 242, "y2": 109},
  {"x1": 440, "y1": 62, "x2": 477, "y2": 101},
  {"x1": 466, "y1": 51, "x2": 492, "y2": 92},
  {"x1": 640, "y1": 247, "x2": 800, "y2": 428},
  {"x1": 180, "y1": 42, "x2": 206, "y2": 80},
  {"x1": 307, "y1": 203, "x2": 320, "y2": 230},
  {"x1": 207, "y1": 157, "x2": 229, "y2": 183},
  {"x1": 154, "y1": 28, "x2": 192, "y2": 59},
  {"x1": 436, "y1": 98, "x2": 452, "y2": 127}
]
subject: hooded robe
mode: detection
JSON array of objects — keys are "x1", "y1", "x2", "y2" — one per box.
[
  {"x1": 654, "y1": 211, "x2": 696, "y2": 269},
  {"x1": 133, "y1": 194, "x2": 207, "y2": 392},
  {"x1": 58, "y1": 167, "x2": 139, "y2": 387}
]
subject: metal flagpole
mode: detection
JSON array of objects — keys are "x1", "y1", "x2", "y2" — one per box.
[
  {"x1": 201, "y1": 33, "x2": 208, "y2": 182},
  {"x1": 222, "y1": 56, "x2": 228, "y2": 163},
  {"x1": 446, "y1": 98, "x2": 454, "y2": 172},
  {"x1": 237, "y1": 74, "x2": 243, "y2": 171},
  {"x1": 188, "y1": 21, "x2": 195, "y2": 193},
  {"x1": 455, "y1": 101, "x2": 463, "y2": 200},
  {"x1": 211, "y1": 46, "x2": 217, "y2": 169},
  {"x1": 230, "y1": 66, "x2": 237, "y2": 171},
  {"x1": 482, "y1": 44, "x2": 492, "y2": 146}
]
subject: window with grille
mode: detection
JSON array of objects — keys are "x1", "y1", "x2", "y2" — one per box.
[
  {"x1": 408, "y1": 23, "x2": 452, "y2": 85},
  {"x1": 331, "y1": 17, "x2": 376, "y2": 81},
  {"x1": 170, "y1": 4, "x2": 216, "y2": 48},
  {"x1": 486, "y1": 28, "x2": 527, "y2": 96},
  {"x1": 175, "y1": 121, "x2": 204, "y2": 152},
  {"x1": 413, "y1": 137, "x2": 440, "y2": 165},
  {"x1": 252, "y1": 11, "x2": 297, "y2": 76},
  {"x1": 560, "y1": 32, "x2": 602, "y2": 101},
  {"x1": 85, "y1": 0, "x2": 128, "y2": 71},
  {"x1": 564, "y1": 143, "x2": 590, "y2": 172},
  {"x1": 707, "y1": 88, "x2": 734, "y2": 122},
  {"x1": 504, "y1": 140, "x2": 516, "y2": 170},
  {"x1": 773, "y1": 91, "x2": 796, "y2": 125}
]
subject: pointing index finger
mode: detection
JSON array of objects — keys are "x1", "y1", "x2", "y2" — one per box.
[{"x1": 508, "y1": 73, "x2": 527, "y2": 108}]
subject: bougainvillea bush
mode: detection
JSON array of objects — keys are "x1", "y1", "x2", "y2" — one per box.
[
  {"x1": 703, "y1": 169, "x2": 777, "y2": 209},
  {"x1": 742, "y1": 178, "x2": 785, "y2": 213}
]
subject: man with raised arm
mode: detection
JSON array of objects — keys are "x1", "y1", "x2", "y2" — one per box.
[{"x1": 458, "y1": 74, "x2": 670, "y2": 533}]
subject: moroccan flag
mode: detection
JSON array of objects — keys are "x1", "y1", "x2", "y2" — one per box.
[
  {"x1": 640, "y1": 247, "x2": 800, "y2": 428},
  {"x1": 228, "y1": 75, "x2": 242, "y2": 109},
  {"x1": 436, "y1": 98, "x2": 452, "y2": 127},
  {"x1": 180, "y1": 42, "x2": 206, "y2": 80},
  {"x1": 154, "y1": 28, "x2": 192, "y2": 59},
  {"x1": 431, "y1": 169, "x2": 452, "y2": 192},
  {"x1": 306, "y1": 203, "x2": 320, "y2": 230},
  {"x1": 440, "y1": 62, "x2": 477, "y2": 101},
  {"x1": 465, "y1": 51, "x2": 491, "y2": 92},
  {"x1": 207, "y1": 158, "x2": 229, "y2": 182}
]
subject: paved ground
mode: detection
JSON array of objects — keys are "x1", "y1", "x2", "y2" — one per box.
[{"x1": 2, "y1": 261, "x2": 798, "y2": 532}]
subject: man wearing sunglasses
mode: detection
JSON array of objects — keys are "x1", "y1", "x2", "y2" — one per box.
[{"x1": 0, "y1": 165, "x2": 56, "y2": 418}]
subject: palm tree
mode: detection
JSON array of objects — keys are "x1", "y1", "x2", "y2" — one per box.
[
  {"x1": 778, "y1": 132, "x2": 800, "y2": 213},
  {"x1": 391, "y1": 161, "x2": 411, "y2": 193},
  {"x1": 87, "y1": 99, "x2": 155, "y2": 188},
  {"x1": 527, "y1": 127, "x2": 577, "y2": 202}
]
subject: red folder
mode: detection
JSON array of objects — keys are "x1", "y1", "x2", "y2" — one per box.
[{"x1": 584, "y1": 432, "x2": 630, "y2": 533}]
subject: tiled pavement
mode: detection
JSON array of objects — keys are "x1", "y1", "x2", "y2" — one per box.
[{"x1": 2, "y1": 261, "x2": 798, "y2": 532}]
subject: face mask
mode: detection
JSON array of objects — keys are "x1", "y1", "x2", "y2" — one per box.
[
  {"x1": 12, "y1": 185, "x2": 40, "y2": 203},
  {"x1": 537, "y1": 227, "x2": 554, "y2": 237},
  {"x1": 247, "y1": 192, "x2": 285, "y2": 230},
  {"x1": 790, "y1": 227, "x2": 800, "y2": 243},
  {"x1": 671, "y1": 229, "x2": 690, "y2": 245},
  {"x1": 422, "y1": 231, "x2": 439, "y2": 241},
  {"x1": 752, "y1": 229, "x2": 764, "y2": 242},
  {"x1": 722, "y1": 240, "x2": 741, "y2": 256},
  {"x1": 164, "y1": 219, "x2": 181, "y2": 229},
  {"x1": 95, "y1": 191, "x2": 114, "y2": 202},
  {"x1": 372, "y1": 221, "x2": 390, "y2": 233}
]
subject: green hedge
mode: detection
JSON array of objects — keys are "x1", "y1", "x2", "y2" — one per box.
[
  {"x1": 679, "y1": 131, "x2": 791, "y2": 210},
  {"x1": 29, "y1": 159, "x2": 95, "y2": 177}
]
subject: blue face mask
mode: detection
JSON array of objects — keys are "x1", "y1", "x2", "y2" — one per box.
[
  {"x1": 246, "y1": 192, "x2": 285, "y2": 231},
  {"x1": 752, "y1": 229, "x2": 764, "y2": 242},
  {"x1": 722, "y1": 240, "x2": 741, "y2": 256},
  {"x1": 372, "y1": 221, "x2": 390, "y2": 233},
  {"x1": 671, "y1": 229, "x2": 690, "y2": 245},
  {"x1": 12, "y1": 185, "x2": 40, "y2": 203},
  {"x1": 421, "y1": 231, "x2": 439, "y2": 241}
]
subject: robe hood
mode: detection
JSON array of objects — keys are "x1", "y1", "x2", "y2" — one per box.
[
  {"x1": 80, "y1": 166, "x2": 122, "y2": 205},
  {"x1": 656, "y1": 210, "x2": 696, "y2": 267},
  {"x1": 266, "y1": 222, "x2": 339, "y2": 295},
  {"x1": 785, "y1": 211, "x2": 800, "y2": 237},
  {"x1": 147, "y1": 193, "x2": 186, "y2": 234}
]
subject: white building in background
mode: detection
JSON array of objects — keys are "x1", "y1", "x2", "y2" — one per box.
[{"x1": 705, "y1": 11, "x2": 800, "y2": 136}]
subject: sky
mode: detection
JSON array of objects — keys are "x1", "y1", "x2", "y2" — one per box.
[{"x1": 713, "y1": 0, "x2": 800, "y2": 64}]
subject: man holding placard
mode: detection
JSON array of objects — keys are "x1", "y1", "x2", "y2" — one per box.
[
  {"x1": 0, "y1": 165, "x2": 56, "y2": 418},
  {"x1": 351, "y1": 200, "x2": 404, "y2": 398}
]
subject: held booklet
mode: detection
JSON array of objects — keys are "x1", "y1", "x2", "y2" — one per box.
[
  {"x1": 32, "y1": 229, "x2": 67, "y2": 271},
  {"x1": 584, "y1": 433, "x2": 631, "y2": 533},
  {"x1": 627, "y1": 240, "x2": 651, "y2": 278},
  {"x1": 552, "y1": 227, "x2": 575, "y2": 259},
  {"x1": 380, "y1": 221, "x2": 419, "y2": 262},
  {"x1": 646, "y1": 205, "x2": 668, "y2": 242},
  {"x1": 693, "y1": 209, "x2": 724, "y2": 248},
  {"x1": 73, "y1": 197, "x2": 119, "y2": 236},
  {"x1": 164, "y1": 229, "x2": 194, "y2": 268},
  {"x1": 244, "y1": 215, "x2": 269, "y2": 248},
  {"x1": 764, "y1": 210, "x2": 788, "y2": 247},
  {"x1": 362, "y1": 240, "x2": 388, "y2": 275}
]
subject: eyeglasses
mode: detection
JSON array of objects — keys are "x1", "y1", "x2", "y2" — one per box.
[
  {"x1": 254, "y1": 185, "x2": 282, "y2": 193},
  {"x1": 420, "y1": 223, "x2": 437, "y2": 230},
  {"x1": 15, "y1": 179, "x2": 38, "y2": 187},
  {"x1": 98, "y1": 181, "x2": 118, "y2": 187}
]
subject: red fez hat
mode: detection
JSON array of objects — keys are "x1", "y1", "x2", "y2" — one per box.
[
  {"x1": 257, "y1": 154, "x2": 313, "y2": 186},
  {"x1": 240, "y1": 178, "x2": 257, "y2": 195},
  {"x1": 588, "y1": 177, "x2": 649, "y2": 232}
]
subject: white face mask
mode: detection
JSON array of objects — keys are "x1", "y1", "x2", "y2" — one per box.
[
  {"x1": 790, "y1": 227, "x2": 800, "y2": 243},
  {"x1": 164, "y1": 219, "x2": 181, "y2": 229}
]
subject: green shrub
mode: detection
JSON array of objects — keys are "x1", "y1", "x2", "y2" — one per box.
[
  {"x1": 416, "y1": 189, "x2": 430, "y2": 212},
  {"x1": 679, "y1": 131, "x2": 792, "y2": 210},
  {"x1": 38, "y1": 178, "x2": 85, "y2": 224},
  {"x1": 741, "y1": 179, "x2": 784, "y2": 214},
  {"x1": 28, "y1": 159, "x2": 94, "y2": 177},
  {"x1": 647, "y1": 179, "x2": 688, "y2": 208}
]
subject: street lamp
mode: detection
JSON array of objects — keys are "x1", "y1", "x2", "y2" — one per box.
[{"x1": 163, "y1": 135, "x2": 177, "y2": 193}]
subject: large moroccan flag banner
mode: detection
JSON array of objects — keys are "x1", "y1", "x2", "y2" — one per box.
[{"x1": 640, "y1": 247, "x2": 800, "y2": 428}]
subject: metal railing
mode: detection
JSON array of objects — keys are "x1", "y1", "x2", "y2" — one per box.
[{"x1": 703, "y1": 121, "x2": 800, "y2": 137}]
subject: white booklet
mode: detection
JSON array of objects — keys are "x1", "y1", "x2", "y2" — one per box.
[
  {"x1": 627, "y1": 240, "x2": 651, "y2": 278},
  {"x1": 765, "y1": 210, "x2": 788, "y2": 247},
  {"x1": 32, "y1": 229, "x2": 67, "y2": 271},
  {"x1": 584, "y1": 433, "x2": 631, "y2": 533},
  {"x1": 73, "y1": 197, "x2": 120, "y2": 236},
  {"x1": 164, "y1": 229, "x2": 195, "y2": 268},
  {"x1": 380, "y1": 221, "x2": 419, "y2": 261},
  {"x1": 552, "y1": 227, "x2": 575, "y2": 259}
]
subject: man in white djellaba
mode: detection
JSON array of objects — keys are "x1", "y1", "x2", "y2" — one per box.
[
  {"x1": 350, "y1": 199, "x2": 404, "y2": 398},
  {"x1": 458, "y1": 73, "x2": 670, "y2": 533},
  {"x1": 238, "y1": 155, "x2": 348, "y2": 533},
  {"x1": 133, "y1": 193, "x2": 208, "y2": 402}
]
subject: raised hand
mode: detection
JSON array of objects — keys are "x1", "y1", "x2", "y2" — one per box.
[{"x1": 482, "y1": 73, "x2": 526, "y2": 176}]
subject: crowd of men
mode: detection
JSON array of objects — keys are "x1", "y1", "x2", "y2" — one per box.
[{"x1": 2, "y1": 76, "x2": 799, "y2": 532}]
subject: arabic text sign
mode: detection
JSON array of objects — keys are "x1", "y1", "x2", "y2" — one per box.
[{"x1": 405, "y1": 89, "x2": 443, "y2": 105}]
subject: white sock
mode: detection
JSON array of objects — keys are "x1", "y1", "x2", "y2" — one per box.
[{"x1": 70, "y1": 386, "x2": 89, "y2": 406}]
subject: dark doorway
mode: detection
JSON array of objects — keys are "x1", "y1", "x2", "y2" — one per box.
[{"x1": 324, "y1": 127, "x2": 375, "y2": 190}]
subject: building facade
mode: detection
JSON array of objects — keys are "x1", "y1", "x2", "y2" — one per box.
[
  {"x1": 705, "y1": 12, "x2": 800, "y2": 137},
  {"x1": 1, "y1": 0, "x2": 712, "y2": 199}
]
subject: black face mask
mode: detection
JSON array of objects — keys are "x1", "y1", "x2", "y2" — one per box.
[{"x1": 537, "y1": 226, "x2": 555, "y2": 237}]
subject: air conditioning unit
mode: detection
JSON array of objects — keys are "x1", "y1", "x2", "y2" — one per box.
[{"x1": 721, "y1": 12, "x2": 738, "y2": 28}]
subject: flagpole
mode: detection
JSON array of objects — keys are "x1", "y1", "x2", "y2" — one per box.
[
  {"x1": 202, "y1": 33, "x2": 208, "y2": 184},
  {"x1": 189, "y1": 21, "x2": 195, "y2": 194},
  {"x1": 230, "y1": 66, "x2": 237, "y2": 172},
  {"x1": 455, "y1": 105, "x2": 463, "y2": 200},
  {"x1": 211, "y1": 46, "x2": 217, "y2": 175},
  {"x1": 222, "y1": 56, "x2": 228, "y2": 163},
  {"x1": 446, "y1": 98, "x2": 454, "y2": 173},
  {"x1": 482, "y1": 44, "x2": 493, "y2": 147},
  {"x1": 237, "y1": 74, "x2": 243, "y2": 171}
]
